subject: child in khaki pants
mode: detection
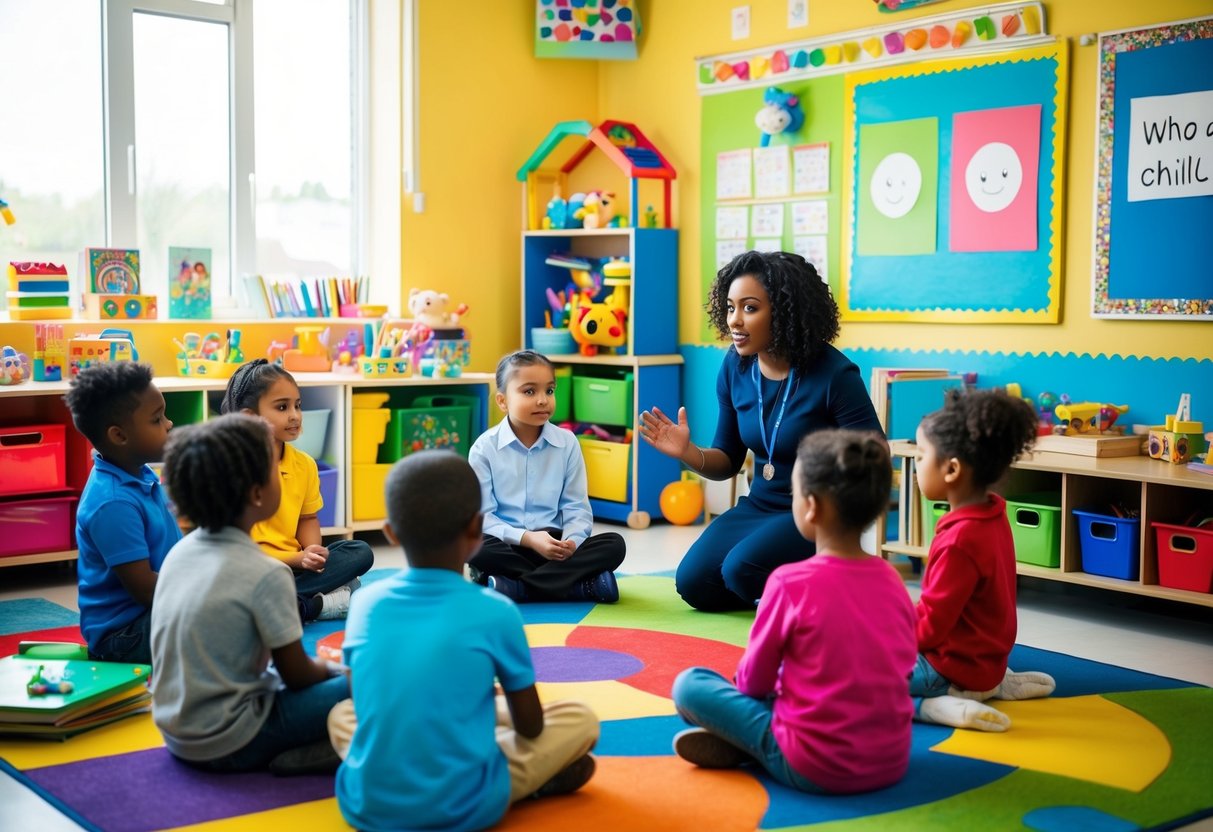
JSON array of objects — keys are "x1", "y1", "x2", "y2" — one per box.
[{"x1": 326, "y1": 452, "x2": 598, "y2": 830}]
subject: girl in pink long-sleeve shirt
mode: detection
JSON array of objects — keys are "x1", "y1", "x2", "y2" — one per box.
[{"x1": 671, "y1": 430, "x2": 918, "y2": 794}]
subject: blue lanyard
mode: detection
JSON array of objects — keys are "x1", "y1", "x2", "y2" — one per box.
[{"x1": 753, "y1": 362, "x2": 794, "y2": 467}]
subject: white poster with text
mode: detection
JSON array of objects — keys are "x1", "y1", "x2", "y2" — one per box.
[{"x1": 1127, "y1": 89, "x2": 1213, "y2": 202}]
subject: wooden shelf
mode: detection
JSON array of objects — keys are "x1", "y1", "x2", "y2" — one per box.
[
  {"x1": 538, "y1": 353, "x2": 684, "y2": 367},
  {"x1": 0, "y1": 549, "x2": 79, "y2": 567}
]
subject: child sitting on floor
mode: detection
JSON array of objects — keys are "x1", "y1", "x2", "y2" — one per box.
[
  {"x1": 911, "y1": 388, "x2": 1056, "y2": 732},
  {"x1": 671, "y1": 430, "x2": 918, "y2": 794},
  {"x1": 327, "y1": 450, "x2": 600, "y2": 830},
  {"x1": 221, "y1": 359, "x2": 373, "y2": 621},
  {"x1": 151, "y1": 415, "x2": 348, "y2": 772},
  {"x1": 467, "y1": 350, "x2": 625, "y2": 603},
  {"x1": 65, "y1": 363, "x2": 181, "y2": 664}
]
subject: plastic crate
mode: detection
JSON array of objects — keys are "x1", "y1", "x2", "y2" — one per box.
[
  {"x1": 1074, "y1": 509, "x2": 1140, "y2": 581},
  {"x1": 1005, "y1": 492, "x2": 1062, "y2": 568},
  {"x1": 351, "y1": 407, "x2": 392, "y2": 464},
  {"x1": 289, "y1": 409, "x2": 331, "y2": 460},
  {"x1": 0, "y1": 424, "x2": 67, "y2": 497},
  {"x1": 380, "y1": 396, "x2": 474, "y2": 462},
  {"x1": 0, "y1": 496, "x2": 76, "y2": 558},
  {"x1": 918, "y1": 494, "x2": 950, "y2": 546},
  {"x1": 316, "y1": 462, "x2": 338, "y2": 527},
  {"x1": 572, "y1": 371, "x2": 634, "y2": 428},
  {"x1": 553, "y1": 365, "x2": 572, "y2": 423},
  {"x1": 578, "y1": 436, "x2": 631, "y2": 503},
  {"x1": 352, "y1": 463, "x2": 393, "y2": 521},
  {"x1": 1153, "y1": 522, "x2": 1213, "y2": 593}
]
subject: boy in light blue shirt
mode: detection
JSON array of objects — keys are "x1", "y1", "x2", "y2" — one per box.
[
  {"x1": 65, "y1": 363, "x2": 181, "y2": 664},
  {"x1": 468, "y1": 350, "x2": 626, "y2": 603},
  {"x1": 329, "y1": 451, "x2": 599, "y2": 831}
]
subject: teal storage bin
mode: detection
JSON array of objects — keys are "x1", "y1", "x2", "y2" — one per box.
[
  {"x1": 572, "y1": 370, "x2": 633, "y2": 428},
  {"x1": 1006, "y1": 492, "x2": 1062, "y2": 568},
  {"x1": 380, "y1": 395, "x2": 475, "y2": 462}
]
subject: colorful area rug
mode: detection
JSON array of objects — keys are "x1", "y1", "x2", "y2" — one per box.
[{"x1": 1, "y1": 575, "x2": 1211, "y2": 831}]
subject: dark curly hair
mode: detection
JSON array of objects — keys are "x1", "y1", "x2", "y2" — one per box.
[
  {"x1": 706, "y1": 250, "x2": 840, "y2": 370},
  {"x1": 921, "y1": 389, "x2": 1038, "y2": 488},
  {"x1": 220, "y1": 359, "x2": 296, "y2": 414},
  {"x1": 796, "y1": 430, "x2": 891, "y2": 532},
  {"x1": 385, "y1": 450, "x2": 482, "y2": 560},
  {"x1": 63, "y1": 362, "x2": 154, "y2": 448},
  {"x1": 162, "y1": 414, "x2": 274, "y2": 533}
]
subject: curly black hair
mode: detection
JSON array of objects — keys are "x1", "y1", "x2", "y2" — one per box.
[
  {"x1": 921, "y1": 389, "x2": 1038, "y2": 488},
  {"x1": 385, "y1": 450, "x2": 482, "y2": 560},
  {"x1": 62, "y1": 362, "x2": 155, "y2": 448},
  {"x1": 796, "y1": 429, "x2": 891, "y2": 532},
  {"x1": 162, "y1": 414, "x2": 274, "y2": 533},
  {"x1": 220, "y1": 359, "x2": 296, "y2": 414},
  {"x1": 705, "y1": 250, "x2": 840, "y2": 370},
  {"x1": 495, "y1": 349, "x2": 555, "y2": 391}
]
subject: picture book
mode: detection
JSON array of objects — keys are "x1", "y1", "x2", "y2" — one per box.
[
  {"x1": 0, "y1": 655, "x2": 150, "y2": 736},
  {"x1": 168, "y1": 246, "x2": 213, "y2": 320},
  {"x1": 84, "y1": 247, "x2": 140, "y2": 295}
]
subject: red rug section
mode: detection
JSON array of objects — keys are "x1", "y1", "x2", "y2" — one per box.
[
  {"x1": 0, "y1": 626, "x2": 85, "y2": 658},
  {"x1": 566, "y1": 626, "x2": 743, "y2": 698}
]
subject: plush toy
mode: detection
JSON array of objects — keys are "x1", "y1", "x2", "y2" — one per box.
[
  {"x1": 542, "y1": 192, "x2": 586, "y2": 230},
  {"x1": 570, "y1": 303, "x2": 627, "y2": 357},
  {"x1": 1, "y1": 345, "x2": 30, "y2": 385},
  {"x1": 573, "y1": 191, "x2": 616, "y2": 230},
  {"x1": 408, "y1": 289, "x2": 469, "y2": 330},
  {"x1": 755, "y1": 87, "x2": 805, "y2": 147}
]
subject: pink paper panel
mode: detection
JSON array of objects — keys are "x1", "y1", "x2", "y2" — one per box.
[{"x1": 949, "y1": 104, "x2": 1040, "y2": 252}]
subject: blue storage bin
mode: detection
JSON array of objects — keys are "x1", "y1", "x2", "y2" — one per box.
[
  {"x1": 317, "y1": 462, "x2": 338, "y2": 528},
  {"x1": 1074, "y1": 509, "x2": 1140, "y2": 581}
]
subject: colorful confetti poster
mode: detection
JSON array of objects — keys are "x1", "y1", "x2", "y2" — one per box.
[
  {"x1": 535, "y1": 0, "x2": 638, "y2": 60},
  {"x1": 949, "y1": 104, "x2": 1041, "y2": 252},
  {"x1": 857, "y1": 117, "x2": 938, "y2": 256}
]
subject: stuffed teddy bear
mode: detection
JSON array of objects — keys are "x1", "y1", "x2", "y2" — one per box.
[{"x1": 408, "y1": 289, "x2": 468, "y2": 329}]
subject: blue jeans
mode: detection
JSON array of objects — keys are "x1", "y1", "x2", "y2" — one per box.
[
  {"x1": 908, "y1": 653, "x2": 952, "y2": 718},
  {"x1": 294, "y1": 539, "x2": 374, "y2": 597},
  {"x1": 190, "y1": 675, "x2": 350, "y2": 772},
  {"x1": 90, "y1": 608, "x2": 152, "y2": 665},
  {"x1": 671, "y1": 667, "x2": 827, "y2": 794},
  {"x1": 676, "y1": 498, "x2": 815, "y2": 611}
]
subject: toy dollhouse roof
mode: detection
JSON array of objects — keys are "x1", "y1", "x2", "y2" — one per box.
[{"x1": 516, "y1": 119, "x2": 676, "y2": 182}]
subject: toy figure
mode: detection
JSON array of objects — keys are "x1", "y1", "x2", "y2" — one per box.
[
  {"x1": 574, "y1": 191, "x2": 616, "y2": 230},
  {"x1": 570, "y1": 303, "x2": 627, "y2": 357},
  {"x1": 0, "y1": 197, "x2": 14, "y2": 225},
  {"x1": 755, "y1": 87, "x2": 805, "y2": 147},
  {"x1": 27, "y1": 664, "x2": 73, "y2": 697},
  {"x1": 1, "y1": 345, "x2": 30, "y2": 385},
  {"x1": 408, "y1": 289, "x2": 468, "y2": 330}
]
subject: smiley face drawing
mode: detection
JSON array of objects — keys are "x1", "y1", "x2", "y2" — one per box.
[
  {"x1": 869, "y1": 152, "x2": 923, "y2": 219},
  {"x1": 964, "y1": 141, "x2": 1023, "y2": 213}
]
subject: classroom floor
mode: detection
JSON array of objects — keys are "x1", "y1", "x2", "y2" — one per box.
[{"x1": 3, "y1": 522, "x2": 1212, "y2": 831}]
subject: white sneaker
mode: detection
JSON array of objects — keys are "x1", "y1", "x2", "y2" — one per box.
[{"x1": 318, "y1": 584, "x2": 353, "y2": 620}]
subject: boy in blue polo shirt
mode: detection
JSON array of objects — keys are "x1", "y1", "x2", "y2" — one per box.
[
  {"x1": 327, "y1": 451, "x2": 599, "y2": 831},
  {"x1": 65, "y1": 362, "x2": 180, "y2": 664}
]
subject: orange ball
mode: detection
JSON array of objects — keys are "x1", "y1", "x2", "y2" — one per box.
[{"x1": 660, "y1": 480, "x2": 704, "y2": 526}]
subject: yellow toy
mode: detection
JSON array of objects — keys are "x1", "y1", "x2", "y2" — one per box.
[
  {"x1": 1149, "y1": 394, "x2": 1205, "y2": 464},
  {"x1": 570, "y1": 273, "x2": 630, "y2": 357},
  {"x1": 283, "y1": 326, "x2": 331, "y2": 373},
  {"x1": 1054, "y1": 402, "x2": 1128, "y2": 435}
]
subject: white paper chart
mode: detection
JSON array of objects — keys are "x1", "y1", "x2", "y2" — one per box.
[
  {"x1": 793, "y1": 143, "x2": 830, "y2": 194},
  {"x1": 753, "y1": 238, "x2": 783, "y2": 253},
  {"x1": 715, "y1": 206, "x2": 749, "y2": 240},
  {"x1": 716, "y1": 149, "x2": 753, "y2": 200},
  {"x1": 791, "y1": 200, "x2": 829, "y2": 236},
  {"x1": 753, "y1": 145, "x2": 791, "y2": 199},
  {"x1": 751, "y1": 203, "x2": 785, "y2": 238},
  {"x1": 794, "y1": 235, "x2": 828, "y2": 281},
  {"x1": 716, "y1": 239, "x2": 748, "y2": 268}
]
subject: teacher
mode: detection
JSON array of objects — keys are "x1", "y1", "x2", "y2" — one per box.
[{"x1": 639, "y1": 250, "x2": 882, "y2": 611}]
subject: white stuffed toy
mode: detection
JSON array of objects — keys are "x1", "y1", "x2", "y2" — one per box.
[{"x1": 408, "y1": 289, "x2": 468, "y2": 329}]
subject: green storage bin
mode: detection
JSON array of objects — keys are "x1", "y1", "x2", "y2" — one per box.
[
  {"x1": 919, "y1": 494, "x2": 951, "y2": 546},
  {"x1": 379, "y1": 395, "x2": 475, "y2": 462},
  {"x1": 571, "y1": 370, "x2": 633, "y2": 428},
  {"x1": 1006, "y1": 492, "x2": 1062, "y2": 568},
  {"x1": 553, "y1": 365, "x2": 572, "y2": 423}
]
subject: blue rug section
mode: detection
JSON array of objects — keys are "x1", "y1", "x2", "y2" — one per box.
[
  {"x1": 757, "y1": 722, "x2": 1014, "y2": 828},
  {"x1": 1023, "y1": 805, "x2": 1142, "y2": 832},
  {"x1": 0, "y1": 599, "x2": 80, "y2": 636},
  {"x1": 519, "y1": 602, "x2": 595, "y2": 626},
  {"x1": 598, "y1": 715, "x2": 687, "y2": 756},
  {"x1": 679, "y1": 345, "x2": 1213, "y2": 444},
  {"x1": 1010, "y1": 645, "x2": 1197, "y2": 696}
]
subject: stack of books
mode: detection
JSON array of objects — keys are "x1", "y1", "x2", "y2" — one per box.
[
  {"x1": 0, "y1": 645, "x2": 151, "y2": 740},
  {"x1": 869, "y1": 367, "x2": 966, "y2": 441}
]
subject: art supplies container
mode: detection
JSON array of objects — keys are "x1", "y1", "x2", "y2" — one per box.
[
  {"x1": 0, "y1": 497, "x2": 76, "y2": 558},
  {"x1": 1074, "y1": 509, "x2": 1140, "y2": 581},
  {"x1": 578, "y1": 436, "x2": 631, "y2": 503},
  {"x1": 531, "y1": 327, "x2": 576, "y2": 355},
  {"x1": 1154, "y1": 521, "x2": 1213, "y2": 593},
  {"x1": 290, "y1": 409, "x2": 332, "y2": 460},
  {"x1": 316, "y1": 463, "x2": 338, "y2": 527},
  {"x1": 380, "y1": 395, "x2": 475, "y2": 462},
  {"x1": 572, "y1": 369, "x2": 634, "y2": 428},
  {"x1": 1005, "y1": 492, "x2": 1062, "y2": 568},
  {"x1": 0, "y1": 425, "x2": 67, "y2": 497}
]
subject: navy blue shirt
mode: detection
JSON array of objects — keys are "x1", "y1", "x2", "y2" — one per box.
[{"x1": 712, "y1": 345, "x2": 882, "y2": 512}]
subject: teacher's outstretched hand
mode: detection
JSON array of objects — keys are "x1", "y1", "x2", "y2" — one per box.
[{"x1": 649, "y1": 249, "x2": 883, "y2": 612}]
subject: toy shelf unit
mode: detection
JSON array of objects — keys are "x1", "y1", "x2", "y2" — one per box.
[{"x1": 885, "y1": 441, "x2": 1213, "y2": 609}]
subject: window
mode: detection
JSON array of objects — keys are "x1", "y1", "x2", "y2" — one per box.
[{"x1": 0, "y1": 0, "x2": 368, "y2": 313}]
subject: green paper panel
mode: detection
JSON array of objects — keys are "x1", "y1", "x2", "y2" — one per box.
[{"x1": 857, "y1": 117, "x2": 938, "y2": 256}]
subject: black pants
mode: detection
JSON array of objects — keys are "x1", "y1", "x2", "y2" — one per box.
[{"x1": 470, "y1": 529, "x2": 626, "y2": 601}]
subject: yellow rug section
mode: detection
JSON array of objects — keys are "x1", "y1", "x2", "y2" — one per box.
[
  {"x1": 524, "y1": 623, "x2": 578, "y2": 647},
  {"x1": 0, "y1": 711, "x2": 163, "y2": 769},
  {"x1": 168, "y1": 798, "x2": 348, "y2": 831},
  {"x1": 535, "y1": 679, "x2": 676, "y2": 721},
  {"x1": 933, "y1": 694, "x2": 1171, "y2": 792}
]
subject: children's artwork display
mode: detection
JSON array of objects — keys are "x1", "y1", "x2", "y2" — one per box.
[
  {"x1": 84, "y1": 248, "x2": 140, "y2": 295},
  {"x1": 1092, "y1": 16, "x2": 1213, "y2": 319},
  {"x1": 841, "y1": 41, "x2": 1067, "y2": 322},
  {"x1": 535, "y1": 0, "x2": 637, "y2": 61},
  {"x1": 793, "y1": 143, "x2": 830, "y2": 193},
  {"x1": 168, "y1": 247, "x2": 212, "y2": 320}
]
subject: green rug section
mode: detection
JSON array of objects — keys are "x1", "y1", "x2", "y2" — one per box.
[
  {"x1": 771, "y1": 688, "x2": 1213, "y2": 831},
  {"x1": 583, "y1": 575, "x2": 754, "y2": 646}
]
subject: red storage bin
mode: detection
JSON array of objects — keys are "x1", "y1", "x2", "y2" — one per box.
[
  {"x1": 0, "y1": 424, "x2": 68, "y2": 497},
  {"x1": 1153, "y1": 522, "x2": 1213, "y2": 594},
  {"x1": 0, "y1": 496, "x2": 76, "y2": 558}
]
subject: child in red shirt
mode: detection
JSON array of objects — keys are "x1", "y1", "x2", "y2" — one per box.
[{"x1": 911, "y1": 389, "x2": 1055, "y2": 732}]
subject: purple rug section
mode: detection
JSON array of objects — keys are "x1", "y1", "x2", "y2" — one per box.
[
  {"x1": 531, "y1": 646, "x2": 644, "y2": 683},
  {"x1": 26, "y1": 747, "x2": 333, "y2": 832}
]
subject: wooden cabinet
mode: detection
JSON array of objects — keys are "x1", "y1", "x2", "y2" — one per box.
[{"x1": 885, "y1": 441, "x2": 1213, "y2": 608}]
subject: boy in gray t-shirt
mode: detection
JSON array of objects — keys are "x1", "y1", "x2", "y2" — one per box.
[{"x1": 151, "y1": 415, "x2": 349, "y2": 772}]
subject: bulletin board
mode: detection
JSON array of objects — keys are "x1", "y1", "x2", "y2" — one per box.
[
  {"x1": 1091, "y1": 16, "x2": 1213, "y2": 319},
  {"x1": 840, "y1": 42, "x2": 1068, "y2": 322}
]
